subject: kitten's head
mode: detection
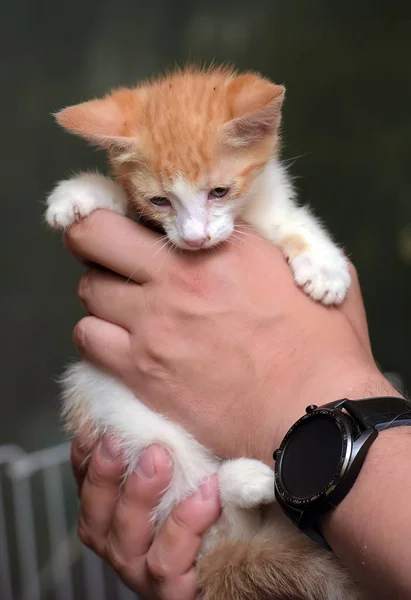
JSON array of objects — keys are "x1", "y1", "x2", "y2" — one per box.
[{"x1": 56, "y1": 66, "x2": 285, "y2": 249}]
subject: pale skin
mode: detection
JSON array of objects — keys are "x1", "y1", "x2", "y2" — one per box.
[{"x1": 66, "y1": 210, "x2": 409, "y2": 600}]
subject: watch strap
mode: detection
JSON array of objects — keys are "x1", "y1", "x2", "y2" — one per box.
[
  {"x1": 342, "y1": 396, "x2": 411, "y2": 431},
  {"x1": 275, "y1": 395, "x2": 411, "y2": 552},
  {"x1": 275, "y1": 491, "x2": 333, "y2": 551}
]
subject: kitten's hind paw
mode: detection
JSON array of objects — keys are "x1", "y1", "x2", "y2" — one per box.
[
  {"x1": 290, "y1": 249, "x2": 351, "y2": 305},
  {"x1": 45, "y1": 172, "x2": 127, "y2": 230},
  {"x1": 218, "y1": 459, "x2": 275, "y2": 508}
]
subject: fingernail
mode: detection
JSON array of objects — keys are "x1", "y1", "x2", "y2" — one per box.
[
  {"x1": 99, "y1": 435, "x2": 120, "y2": 462},
  {"x1": 136, "y1": 446, "x2": 157, "y2": 479},
  {"x1": 194, "y1": 474, "x2": 218, "y2": 502}
]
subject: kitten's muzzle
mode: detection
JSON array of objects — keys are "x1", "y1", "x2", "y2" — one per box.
[{"x1": 183, "y1": 235, "x2": 210, "y2": 248}]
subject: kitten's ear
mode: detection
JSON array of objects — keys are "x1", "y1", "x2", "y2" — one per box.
[
  {"x1": 222, "y1": 74, "x2": 285, "y2": 147},
  {"x1": 55, "y1": 89, "x2": 138, "y2": 152}
]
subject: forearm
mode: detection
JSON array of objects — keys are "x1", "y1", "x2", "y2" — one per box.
[
  {"x1": 269, "y1": 365, "x2": 408, "y2": 598},
  {"x1": 322, "y1": 388, "x2": 410, "y2": 598}
]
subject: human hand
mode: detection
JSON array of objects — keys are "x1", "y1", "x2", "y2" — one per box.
[
  {"x1": 65, "y1": 210, "x2": 397, "y2": 464},
  {"x1": 72, "y1": 432, "x2": 220, "y2": 600}
]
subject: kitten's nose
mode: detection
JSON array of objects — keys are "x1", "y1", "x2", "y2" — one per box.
[{"x1": 184, "y1": 236, "x2": 208, "y2": 248}]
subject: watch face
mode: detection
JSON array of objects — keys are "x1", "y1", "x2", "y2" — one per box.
[{"x1": 275, "y1": 409, "x2": 352, "y2": 505}]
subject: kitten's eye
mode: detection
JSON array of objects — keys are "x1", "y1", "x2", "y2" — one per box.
[
  {"x1": 150, "y1": 197, "x2": 171, "y2": 207},
  {"x1": 209, "y1": 187, "x2": 229, "y2": 199}
]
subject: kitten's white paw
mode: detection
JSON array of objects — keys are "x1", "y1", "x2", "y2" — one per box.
[
  {"x1": 218, "y1": 459, "x2": 275, "y2": 508},
  {"x1": 290, "y1": 249, "x2": 351, "y2": 305},
  {"x1": 45, "y1": 172, "x2": 127, "y2": 230}
]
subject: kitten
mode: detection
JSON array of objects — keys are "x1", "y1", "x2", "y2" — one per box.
[{"x1": 46, "y1": 67, "x2": 361, "y2": 600}]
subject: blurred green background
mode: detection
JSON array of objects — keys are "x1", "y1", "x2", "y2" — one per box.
[{"x1": 1, "y1": 1, "x2": 410, "y2": 459}]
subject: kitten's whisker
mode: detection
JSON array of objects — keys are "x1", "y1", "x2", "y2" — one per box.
[
  {"x1": 116, "y1": 171, "x2": 134, "y2": 180},
  {"x1": 151, "y1": 235, "x2": 169, "y2": 247},
  {"x1": 153, "y1": 239, "x2": 172, "y2": 260},
  {"x1": 282, "y1": 153, "x2": 309, "y2": 165},
  {"x1": 132, "y1": 205, "x2": 148, "y2": 222},
  {"x1": 121, "y1": 236, "x2": 169, "y2": 283},
  {"x1": 156, "y1": 241, "x2": 178, "y2": 274},
  {"x1": 231, "y1": 233, "x2": 252, "y2": 249},
  {"x1": 234, "y1": 228, "x2": 259, "y2": 244},
  {"x1": 234, "y1": 223, "x2": 257, "y2": 232},
  {"x1": 233, "y1": 228, "x2": 260, "y2": 242},
  {"x1": 153, "y1": 239, "x2": 169, "y2": 252},
  {"x1": 123, "y1": 269, "x2": 140, "y2": 286},
  {"x1": 234, "y1": 227, "x2": 257, "y2": 236}
]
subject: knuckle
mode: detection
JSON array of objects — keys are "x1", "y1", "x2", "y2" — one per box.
[
  {"x1": 131, "y1": 337, "x2": 167, "y2": 379},
  {"x1": 105, "y1": 534, "x2": 145, "y2": 590},
  {"x1": 134, "y1": 320, "x2": 179, "y2": 375},
  {"x1": 70, "y1": 454, "x2": 87, "y2": 489},
  {"x1": 170, "y1": 266, "x2": 204, "y2": 297},
  {"x1": 170, "y1": 508, "x2": 191, "y2": 534},
  {"x1": 78, "y1": 515, "x2": 107, "y2": 557},
  {"x1": 65, "y1": 210, "x2": 99, "y2": 250},
  {"x1": 121, "y1": 475, "x2": 142, "y2": 507},
  {"x1": 86, "y1": 455, "x2": 116, "y2": 488},
  {"x1": 72, "y1": 318, "x2": 89, "y2": 351},
  {"x1": 146, "y1": 549, "x2": 172, "y2": 581},
  {"x1": 105, "y1": 537, "x2": 129, "y2": 574},
  {"x1": 85, "y1": 442, "x2": 123, "y2": 485},
  {"x1": 70, "y1": 438, "x2": 86, "y2": 472},
  {"x1": 77, "y1": 271, "x2": 91, "y2": 303},
  {"x1": 77, "y1": 520, "x2": 95, "y2": 551},
  {"x1": 86, "y1": 465, "x2": 104, "y2": 488}
]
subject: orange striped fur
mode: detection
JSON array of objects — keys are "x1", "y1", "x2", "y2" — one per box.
[{"x1": 56, "y1": 66, "x2": 284, "y2": 231}]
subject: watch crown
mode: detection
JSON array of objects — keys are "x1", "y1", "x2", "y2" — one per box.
[
  {"x1": 273, "y1": 449, "x2": 281, "y2": 461},
  {"x1": 306, "y1": 404, "x2": 318, "y2": 414}
]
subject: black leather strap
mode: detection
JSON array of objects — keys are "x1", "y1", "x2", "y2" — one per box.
[{"x1": 343, "y1": 397, "x2": 411, "y2": 431}]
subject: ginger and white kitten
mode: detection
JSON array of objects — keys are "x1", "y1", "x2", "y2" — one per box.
[{"x1": 46, "y1": 67, "x2": 361, "y2": 600}]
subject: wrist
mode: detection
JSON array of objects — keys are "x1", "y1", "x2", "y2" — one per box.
[
  {"x1": 321, "y1": 426, "x2": 411, "y2": 598},
  {"x1": 260, "y1": 359, "x2": 401, "y2": 464}
]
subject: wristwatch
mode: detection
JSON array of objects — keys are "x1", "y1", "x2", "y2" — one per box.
[{"x1": 273, "y1": 396, "x2": 411, "y2": 550}]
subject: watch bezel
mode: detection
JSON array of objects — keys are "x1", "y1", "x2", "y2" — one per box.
[{"x1": 274, "y1": 408, "x2": 354, "y2": 507}]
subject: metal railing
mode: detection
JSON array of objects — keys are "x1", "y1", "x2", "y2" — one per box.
[{"x1": 0, "y1": 443, "x2": 137, "y2": 600}]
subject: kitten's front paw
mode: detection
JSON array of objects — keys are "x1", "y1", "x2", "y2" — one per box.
[
  {"x1": 45, "y1": 172, "x2": 127, "y2": 230},
  {"x1": 290, "y1": 250, "x2": 351, "y2": 305}
]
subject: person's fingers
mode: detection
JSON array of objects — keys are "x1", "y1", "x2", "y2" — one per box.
[
  {"x1": 78, "y1": 268, "x2": 142, "y2": 331},
  {"x1": 105, "y1": 446, "x2": 173, "y2": 572},
  {"x1": 70, "y1": 429, "x2": 96, "y2": 493},
  {"x1": 155, "y1": 570, "x2": 199, "y2": 600},
  {"x1": 146, "y1": 474, "x2": 221, "y2": 598},
  {"x1": 78, "y1": 436, "x2": 124, "y2": 555},
  {"x1": 73, "y1": 316, "x2": 133, "y2": 377},
  {"x1": 64, "y1": 210, "x2": 169, "y2": 283}
]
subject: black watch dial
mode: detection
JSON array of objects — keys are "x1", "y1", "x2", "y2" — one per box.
[{"x1": 274, "y1": 409, "x2": 354, "y2": 505}]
